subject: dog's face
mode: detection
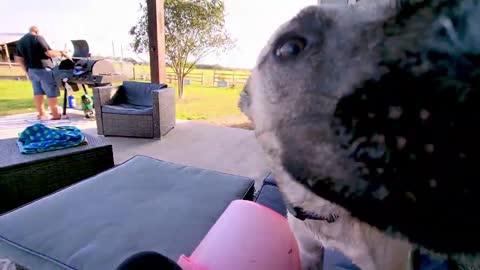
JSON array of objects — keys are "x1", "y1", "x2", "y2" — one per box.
[{"x1": 240, "y1": 0, "x2": 480, "y2": 259}]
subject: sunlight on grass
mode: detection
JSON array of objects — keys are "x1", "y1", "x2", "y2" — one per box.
[
  {"x1": 0, "y1": 81, "x2": 249, "y2": 128},
  {"x1": 174, "y1": 85, "x2": 243, "y2": 120},
  {"x1": 0, "y1": 80, "x2": 85, "y2": 116}
]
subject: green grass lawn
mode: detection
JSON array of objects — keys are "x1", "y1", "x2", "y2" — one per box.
[
  {"x1": 0, "y1": 80, "x2": 251, "y2": 128},
  {"x1": 0, "y1": 80, "x2": 74, "y2": 116}
]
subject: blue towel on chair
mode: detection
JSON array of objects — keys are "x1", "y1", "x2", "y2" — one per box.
[{"x1": 17, "y1": 123, "x2": 87, "y2": 154}]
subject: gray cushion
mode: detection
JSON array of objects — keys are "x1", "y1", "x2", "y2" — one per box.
[
  {"x1": 255, "y1": 184, "x2": 287, "y2": 217},
  {"x1": 122, "y1": 81, "x2": 167, "y2": 107},
  {"x1": 0, "y1": 156, "x2": 254, "y2": 270},
  {"x1": 102, "y1": 103, "x2": 153, "y2": 115},
  {"x1": 263, "y1": 173, "x2": 278, "y2": 186}
]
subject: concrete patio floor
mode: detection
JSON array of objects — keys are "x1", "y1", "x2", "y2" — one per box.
[{"x1": 0, "y1": 110, "x2": 270, "y2": 188}]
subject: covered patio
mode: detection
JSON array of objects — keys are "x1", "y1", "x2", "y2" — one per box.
[
  {"x1": 0, "y1": 110, "x2": 269, "y2": 188},
  {"x1": 0, "y1": 1, "x2": 284, "y2": 269},
  {"x1": 0, "y1": 0, "x2": 268, "y2": 185}
]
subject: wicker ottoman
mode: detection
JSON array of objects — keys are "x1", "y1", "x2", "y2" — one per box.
[{"x1": 0, "y1": 134, "x2": 114, "y2": 214}]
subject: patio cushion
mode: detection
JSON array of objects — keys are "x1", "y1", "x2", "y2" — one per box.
[
  {"x1": 255, "y1": 173, "x2": 287, "y2": 216},
  {"x1": 0, "y1": 156, "x2": 254, "y2": 270},
  {"x1": 255, "y1": 183, "x2": 287, "y2": 217},
  {"x1": 323, "y1": 249, "x2": 361, "y2": 270},
  {"x1": 101, "y1": 103, "x2": 153, "y2": 115},
  {"x1": 122, "y1": 81, "x2": 168, "y2": 107},
  {"x1": 263, "y1": 172, "x2": 278, "y2": 186}
]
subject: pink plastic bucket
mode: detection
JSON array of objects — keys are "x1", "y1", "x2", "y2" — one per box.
[{"x1": 177, "y1": 200, "x2": 301, "y2": 270}]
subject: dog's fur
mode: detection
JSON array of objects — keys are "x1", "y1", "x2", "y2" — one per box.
[
  {"x1": 240, "y1": 3, "x2": 413, "y2": 269},
  {"x1": 239, "y1": 1, "x2": 480, "y2": 269}
]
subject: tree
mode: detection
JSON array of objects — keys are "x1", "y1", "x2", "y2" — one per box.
[{"x1": 130, "y1": 0, "x2": 234, "y2": 98}]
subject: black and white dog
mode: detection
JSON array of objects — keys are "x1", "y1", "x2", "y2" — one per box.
[{"x1": 240, "y1": 0, "x2": 480, "y2": 269}]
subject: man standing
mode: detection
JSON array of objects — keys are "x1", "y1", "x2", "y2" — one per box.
[{"x1": 14, "y1": 26, "x2": 69, "y2": 120}]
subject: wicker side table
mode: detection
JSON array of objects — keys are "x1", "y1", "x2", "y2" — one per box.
[{"x1": 0, "y1": 134, "x2": 114, "y2": 214}]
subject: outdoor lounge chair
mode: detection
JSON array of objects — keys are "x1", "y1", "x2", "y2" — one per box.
[{"x1": 93, "y1": 81, "x2": 176, "y2": 139}]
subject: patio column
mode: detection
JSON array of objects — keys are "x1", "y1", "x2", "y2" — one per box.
[
  {"x1": 147, "y1": 0, "x2": 167, "y2": 84},
  {"x1": 3, "y1": 44, "x2": 11, "y2": 68}
]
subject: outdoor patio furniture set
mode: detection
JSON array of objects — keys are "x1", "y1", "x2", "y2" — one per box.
[
  {"x1": 0, "y1": 152, "x2": 356, "y2": 270},
  {"x1": 0, "y1": 81, "x2": 356, "y2": 269}
]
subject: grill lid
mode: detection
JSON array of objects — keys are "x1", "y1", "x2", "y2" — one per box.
[{"x1": 71, "y1": 40, "x2": 90, "y2": 58}]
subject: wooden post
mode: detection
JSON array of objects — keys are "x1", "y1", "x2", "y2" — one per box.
[
  {"x1": 147, "y1": 0, "x2": 166, "y2": 84},
  {"x1": 4, "y1": 44, "x2": 11, "y2": 68}
]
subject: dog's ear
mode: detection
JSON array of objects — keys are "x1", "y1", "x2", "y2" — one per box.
[{"x1": 238, "y1": 79, "x2": 252, "y2": 119}]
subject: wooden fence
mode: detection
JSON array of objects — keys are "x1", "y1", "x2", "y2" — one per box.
[
  {"x1": 213, "y1": 72, "x2": 249, "y2": 87},
  {"x1": 165, "y1": 72, "x2": 204, "y2": 85},
  {"x1": 0, "y1": 61, "x2": 252, "y2": 87}
]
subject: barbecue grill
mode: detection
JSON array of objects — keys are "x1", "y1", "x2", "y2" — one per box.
[{"x1": 54, "y1": 40, "x2": 126, "y2": 116}]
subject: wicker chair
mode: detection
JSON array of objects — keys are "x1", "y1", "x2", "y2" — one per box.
[{"x1": 93, "y1": 81, "x2": 176, "y2": 139}]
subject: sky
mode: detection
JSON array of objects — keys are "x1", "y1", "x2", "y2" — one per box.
[{"x1": 0, "y1": 0, "x2": 316, "y2": 69}]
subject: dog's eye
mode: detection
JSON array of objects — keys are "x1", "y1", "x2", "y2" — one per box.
[{"x1": 275, "y1": 38, "x2": 307, "y2": 59}]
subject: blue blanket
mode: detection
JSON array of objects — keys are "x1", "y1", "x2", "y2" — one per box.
[{"x1": 17, "y1": 124, "x2": 87, "y2": 154}]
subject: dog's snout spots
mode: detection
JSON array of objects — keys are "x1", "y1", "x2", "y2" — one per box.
[
  {"x1": 388, "y1": 106, "x2": 403, "y2": 119},
  {"x1": 396, "y1": 136, "x2": 407, "y2": 150},
  {"x1": 429, "y1": 179, "x2": 438, "y2": 188},
  {"x1": 424, "y1": 144, "x2": 435, "y2": 153},
  {"x1": 372, "y1": 185, "x2": 390, "y2": 201},
  {"x1": 371, "y1": 134, "x2": 386, "y2": 144},
  {"x1": 361, "y1": 167, "x2": 370, "y2": 176},
  {"x1": 420, "y1": 109, "x2": 430, "y2": 121}
]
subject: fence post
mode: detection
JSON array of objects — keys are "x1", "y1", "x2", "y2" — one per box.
[{"x1": 133, "y1": 66, "x2": 136, "y2": 80}]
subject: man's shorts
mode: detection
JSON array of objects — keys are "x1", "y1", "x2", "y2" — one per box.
[{"x1": 27, "y1": 68, "x2": 60, "y2": 98}]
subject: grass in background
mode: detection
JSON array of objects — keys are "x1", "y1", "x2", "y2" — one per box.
[
  {"x1": 0, "y1": 80, "x2": 252, "y2": 129},
  {"x1": 0, "y1": 80, "x2": 86, "y2": 116}
]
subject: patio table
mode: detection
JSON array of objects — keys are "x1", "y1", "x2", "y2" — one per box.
[{"x1": 0, "y1": 134, "x2": 114, "y2": 214}]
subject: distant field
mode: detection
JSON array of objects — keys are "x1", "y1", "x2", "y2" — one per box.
[
  {"x1": 0, "y1": 63, "x2": 251, "y2": 87},
  {"x1": 0, "y1": 80, "x2": 252, "y2": 129}
]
